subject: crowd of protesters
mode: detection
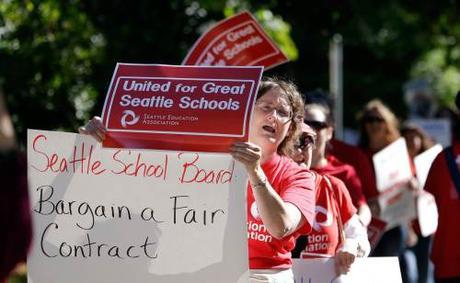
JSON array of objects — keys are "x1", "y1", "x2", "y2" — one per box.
[{"x1": 2, "y1": 76, "x2": 459, "y2": 283}]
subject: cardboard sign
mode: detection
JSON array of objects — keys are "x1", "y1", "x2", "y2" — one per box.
[
  {"x1": 27, "y1": 130, "x2": 249, "y2": 283},
  {"x1": 182, "y1": 11, "x2": 288, "y2": 70},
  {"x1": 373, "y1": 138, "x2": 413, "y2": 192},
  {"x1": 376, "y1": 185, "x2": 416, "y2": 230},
  {"x1": 101, "y1": 63, "x2": 263, "y2": 152},
  {"x1": 292, "y1": 257, "x2": 402, "y2": 283},
  {"x1": 416, "y1": 191, "x2": 438, "y2": 237},
  {"x1": 414, "y1": 144, "x2": 443, "y2": 188}
]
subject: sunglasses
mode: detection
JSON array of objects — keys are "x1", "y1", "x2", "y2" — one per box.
[
  {"x1": 304, "y1": 120, "x2": 329, "y2": 131},
  {"x1": 295, "y1": 134, "x2": 315, "y2": 150},
  {"x1": 363, "y1": 116, "x2": 384, "y2": 123}
]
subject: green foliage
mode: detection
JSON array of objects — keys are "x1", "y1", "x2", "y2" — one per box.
[
  {"x1": 0, "y1": 0, "x2": 103, "y2": 142},
  {"x1": 222, "y1": 2, "x2": 298, "y2": 60},
  {"x1": 1, "y1": 0, "x2": 459, "y2": 146},
  {"x1": 411, "y1": 48, "x2": 460, "y2": 107},
  {"x1": 254, "y1": 9, "x2": 298, "y2": 61},
  {"x1": 410, "y1": 16, "x2": 460, "y2": 108}
]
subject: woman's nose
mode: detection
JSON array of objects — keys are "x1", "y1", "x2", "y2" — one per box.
[{"x1": 265, "y1": 113, "x2": 276, "y2": 122}]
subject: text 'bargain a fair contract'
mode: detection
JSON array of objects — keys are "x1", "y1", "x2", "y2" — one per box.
[{"x1": 27, "y1": 130, "x2": 249, "y2": 283}]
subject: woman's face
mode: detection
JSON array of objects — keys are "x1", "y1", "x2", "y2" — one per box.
[
  {"x1": 250, "y1": 88, "x2": 292, "y2": 152},
  {"x1": 291, "y1": 133, "x2": 315, "y2": 168},
  {"x1": 303, "y1": 105, "x2": 333, "y2": 165},
  {"x1": 403, "y1": 131, "x2": 422, "y2": 158},
  {"x1": 363, "y1": 110, "x2": 386, "y2": 139}
]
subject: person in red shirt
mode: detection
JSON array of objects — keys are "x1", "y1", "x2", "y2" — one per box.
[
  {"x1": 289, "y1": 123, "x2": 370, "y2": 274},
  {"x1": 424, "y1": 91, "x2": 460, "y2": 283},
  {"x1": 357, "y1": 99, "x2": 417, "y2": 283},
  {"x1": 329, "y1": 139, "x2": 379, "y2": 200},
  {"x1": 0, "y1": 89, "x2": 31, "y2": 283},
  {"x1": 301, "y1": 90, "x2": 372, "y2": 226},
  {"x1": 401, "y1": 123, "x2": 436, "y2": 283},
  {"x1": 81, "y1": 77, "x2": 317, "y2": 283}
]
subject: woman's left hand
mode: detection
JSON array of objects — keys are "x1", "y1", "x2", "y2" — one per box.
[
  {"x1": 229, "y1": 142, "x2": 262, "y2": 172},
  {"x1": 335, "y1": 251, "x2": 355, "y2": 275}
]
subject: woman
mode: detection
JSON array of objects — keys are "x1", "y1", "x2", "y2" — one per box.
[
  {"x1": 302, "y1": 90, "x2": 372, "y2": 226},
  {"x1": 401, "y1": 123, "x2": 434, "y2": 160},
  {"x1": 401, "y1": 123, "x2": 435, "y2": 283},
  {"x1": 290, "y1": 123, "x2": 370, "y2": 274},
  {"x1": 81, "y1": 77, "x2": 317, "y2": 283},
  {"x1": 357, "y1": 99, "x2": 415, "y2": 282}
]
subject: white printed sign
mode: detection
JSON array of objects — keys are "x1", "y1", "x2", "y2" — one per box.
[
  {"x1": 292, "y1": 257, "x2": 402, "y2": 283},
  {"x1": 414, "y1": 144, "x2": 443, "y2": 188},
  {"x1": 373, "y1": 138, "x2": 413, "y2": 192},
  {"x1": 27, "y1": 130, "x2": 249, "y2": 283},
  {"x1": 377, "y1": 185, "x2": 416, "y2": 230},
  {"x1": 416, "y1": 191, "x2": 438, "y2": 237}
]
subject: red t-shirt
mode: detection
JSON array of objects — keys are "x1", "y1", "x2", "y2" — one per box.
[
  {"x1": 300, "y1": 173, "x2": 357, "y2": 258},
  {"x1": 247, "y1": 153, "x2": 316, "y2": 269},
  {"x1": 313, "y1": 154, "x2": 367, "y2": 208},
  {"x1": 424, "y1": 142, "x2": 460, "y2": 279},
  {"x1": 330, "y1": 139, "x2": 379, "y2": 199}
]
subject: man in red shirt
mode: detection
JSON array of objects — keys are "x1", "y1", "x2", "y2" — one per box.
[{"x1": 424, "y1": 91, "x2": 460, "y2": 283}]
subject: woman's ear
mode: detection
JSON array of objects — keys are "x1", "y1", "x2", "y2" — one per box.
[{"x1": 326, "y1": 126, "x2": 334, "y2": 141}]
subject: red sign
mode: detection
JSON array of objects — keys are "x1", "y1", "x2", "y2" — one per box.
[
  {"x1": 182, "y1": 11, "x2": 288, "y2": 70},
  {"x1": 101, "y1": 63, "x2": 263, "y2": 152}
]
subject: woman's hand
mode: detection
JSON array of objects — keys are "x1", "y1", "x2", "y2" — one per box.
[
  {"x1": 229, "y1": 142, "x2": 262, "y2": 173},
  {"x1": 78, "y1": 116, "x2": 107, "y2": 142},
  {"x1": 335, "y1": 251, "x2": 355, "y2": 275}
]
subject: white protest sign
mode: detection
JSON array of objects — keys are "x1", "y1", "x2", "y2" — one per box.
[
  {"x1": 27, "y1": 130, "x2": 248, "y2": 283},
  {"x1": 409, "y1": 118, "x2": 452, "y2": 147},
  {"x1": 414, "y1": 144, "x2": 443, "y2": 188},
  {"x1": 377, "y1": 185, "x2": 416, "y2": 230},
  {"x1": 292, "y1": 257, "x2": 402, "y2": 283},
  {"x1": 416, "y1": 191, "x2": 438, "y2": 237},
  {"x1": 373, "y1": 138, "x2": 413, "y2": 192}
]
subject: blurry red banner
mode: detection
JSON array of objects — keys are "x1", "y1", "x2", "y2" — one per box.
[
  {"x1": 101, "y1": 63, "x2": 263, "y2": 152},
  {"x1": 182, "y1": 11, "x2": 288, "y2": 70}
]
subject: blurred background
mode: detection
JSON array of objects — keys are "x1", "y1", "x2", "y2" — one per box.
[
  {"x1": 1, "y1": 1, "x2": 460, "y2": 282},
  {"x1": 1, "y1": 0, "x2": 459, "y2": 148}
]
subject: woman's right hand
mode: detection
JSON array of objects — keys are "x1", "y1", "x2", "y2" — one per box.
[
  {"x1": 78, "y1": 116, "x2": 107, "y2": 142},
  {"x1": 229, "y1": 142, "x2": 262, "y2": 173}
]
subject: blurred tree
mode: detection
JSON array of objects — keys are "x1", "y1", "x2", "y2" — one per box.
[
  {"x1": 0, "y1": 0, "x2": 103, "y2": 144},
  {"x1": 264, "y1": 1, "x2": 458, "y2": 124},
  {"x1": 409, "y1": 7, "x2": 460, "y2": 109},
  {"x1": 1, "y1": 0, "x2": 459, "y2": 146}
]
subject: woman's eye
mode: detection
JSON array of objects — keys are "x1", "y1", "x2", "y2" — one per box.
[
  {"x1": 278, "y1": 109, "x2": 290, "y2": 118},
  {"x1": 261, "y1": 105, "x2": 272, "y2": 112}
]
